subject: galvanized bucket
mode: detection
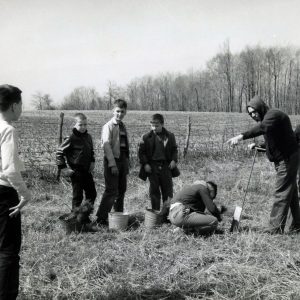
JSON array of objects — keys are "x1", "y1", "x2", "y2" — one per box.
[
  {"x1": 108, "y1": 212, "x2": 129, "y2": 230},
  {"x1": 144, "y1": 208, "x2": 162, "y2": 228}
]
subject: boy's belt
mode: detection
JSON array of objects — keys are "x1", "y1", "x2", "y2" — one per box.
[
  {"x1": 151, "y1": 160, "x2": 167, "y2": 170},
  {"x1": 151, "y1": 160, "x2": 167, "y2": 165},
  {"x1": 170, "y1": 202, "x2": 184, "y2": 212}
]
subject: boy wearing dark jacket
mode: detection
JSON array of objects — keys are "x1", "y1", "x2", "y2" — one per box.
[
  {"x1": 138, "y1": 114, "x2": 180, "y2": 210},
  {"x1": 56, "y1": 113, "x2": 97, "y2": 211},
  {"x1": 227, "y1": 96, "x2": 300, "y2": 234}
]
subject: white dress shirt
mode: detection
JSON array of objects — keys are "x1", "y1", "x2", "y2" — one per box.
[{"x1": 0, "y1": 120, "x2": 30, "y2": 201}]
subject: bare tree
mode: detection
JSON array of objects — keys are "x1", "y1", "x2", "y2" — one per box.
[
  {"x1": 61, "y1": 86, "x2": 101, "y2": 110},
  {"x1": 31, "y1": 92, "x2": 54, "y2": 110}
]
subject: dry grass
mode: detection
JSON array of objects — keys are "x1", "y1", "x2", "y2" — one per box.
[{"x1": 18, "y1": 151, "x2": 300, "y2": 299}]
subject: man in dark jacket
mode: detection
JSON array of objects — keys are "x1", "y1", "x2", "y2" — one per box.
[
  {"x1": 227, "y1": 95, "x2": 300, "y2": 234},
  {"x1": 294, "y1": 125, "x2": 300, "y2": 195},
  {"x1": 138, "y1": 114, "x2": 180, "y2": 210},
  {"x1": 56, "y1": 113, "x2": 97, "y2": 211}
]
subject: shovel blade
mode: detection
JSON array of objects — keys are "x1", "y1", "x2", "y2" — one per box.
[{"x1": 230, "y1": 206, "x2": 242, "y2": 233}]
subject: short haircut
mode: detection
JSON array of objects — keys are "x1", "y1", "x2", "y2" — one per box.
[
  {"x1": 207, "y1": 181, "x2": 217, "y2": 196},
  {"x1": 151, "y1": 113, "x2": 164, "y2": 124},
  {"x1": 113, "y1": 99, "x2": 127, "y2": 109},
  {"x1": 0, "y1": 84, "x2": 22, "y2": 112},
  {"x1": 74, "y1": 112, "x2": 87, "y2": 121}
]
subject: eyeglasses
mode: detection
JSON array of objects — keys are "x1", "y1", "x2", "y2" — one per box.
[{"x1": 248, "y1": 110, "x2": 258, "y2": 117}]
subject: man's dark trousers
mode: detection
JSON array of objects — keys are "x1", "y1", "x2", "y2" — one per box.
[
  {"x1": 148, "y1": 162, "x2": 173, "y2": 211},
  {"x1": 270, "y1": 150, "x2": 300, "y2": 232},
  {"x1": 96, "y1": 154, "x2": 128, "y2": 222},
  {"x1": 0, "y1": 186, "x2": 21, "y2": 300},
  {"x1": 70, "y1": 171, "x2": 97, "y2": 210}
]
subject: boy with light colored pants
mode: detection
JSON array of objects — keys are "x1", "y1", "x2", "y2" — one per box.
[{"x1": 168, "y1": 181, "x2": 221, "y2": 235}]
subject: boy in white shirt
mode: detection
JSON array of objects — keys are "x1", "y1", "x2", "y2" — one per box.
[
  {"x1": 0, "y1": 84, "x2": 31, "y2": 299},
  {"x1": 95, "y1": 99, "x2": 129, "y2": 225}
]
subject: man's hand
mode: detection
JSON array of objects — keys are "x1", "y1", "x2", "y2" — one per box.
[
  {"x1": 111, "y1": 166, "x2": 119, "y2": 176},
  {"x1": 183, "y1": 207, "x2": 190, "y2": 215},
  {"x1": 89, "y1": 162, "x2": 95, "y2": 173},
  {"x1": 169, "y1": 160, "x2": 176, "y2": 170},
  {"x1": 9, "y1": 196, "x2": 30, "y2": 217},
  {"x1": 226, "y1": 134, "x2": 243, "y2": 147},
  {"x1": 144, "y1": 164, "x2": 151, "y2": 173}
]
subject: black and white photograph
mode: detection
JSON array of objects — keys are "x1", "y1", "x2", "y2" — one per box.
[{"x1": 1, "y1": 0, "x2": 300, "y2": 299}]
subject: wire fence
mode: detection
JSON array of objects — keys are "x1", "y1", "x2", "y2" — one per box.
[{"x1": 16, "y1": 110, "x2": 300, "y2": 176}]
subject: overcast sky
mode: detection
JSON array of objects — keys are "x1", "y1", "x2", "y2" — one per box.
[{"x1": 1, "y1": 0, "x2": 300, "y2": 108}]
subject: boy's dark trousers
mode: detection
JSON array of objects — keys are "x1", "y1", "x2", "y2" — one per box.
[
  {"x1": 96, "y1": 155, "x2": 128, "y2": 222},
  {"x1": 0, "y1": 186, "x2": 21, "y2": 300},
  {"x1": 70, "y1": 170, "x2": 97, "y2": 210},
  {"x1": 148, "y1": 162, "x2": 173, "y2": 211}
]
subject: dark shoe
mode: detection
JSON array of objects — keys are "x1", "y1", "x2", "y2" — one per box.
[
  {"x1": 96, "y1": 219, "x2": 108, "y2": 226},
  {"x1": 83, "y1": 223, "x2": 100, "y2": 232},
  {"x1": 214, "y1": 228, "x2": 225, "y2": 235}
]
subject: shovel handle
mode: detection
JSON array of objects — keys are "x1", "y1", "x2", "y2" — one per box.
[
  {"x1": 254, "y1": 146, "x2": 266, "y2": 152},
  {"x1": 241, "y1": 148, "x2": 257, "y2": 210}
]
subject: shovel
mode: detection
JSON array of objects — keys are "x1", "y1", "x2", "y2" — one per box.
[{"x1": 230, "y1": 147, "x2": 261, "y2": 232}]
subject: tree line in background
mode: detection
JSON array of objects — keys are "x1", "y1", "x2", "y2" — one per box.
[{"x1": 32, "y1": 42, "x2": 300, "y2": 114}]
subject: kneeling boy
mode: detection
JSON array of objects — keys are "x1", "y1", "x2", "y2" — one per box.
[{"x1": 168, "y1": 180, "x2": 222, "y2": 235}]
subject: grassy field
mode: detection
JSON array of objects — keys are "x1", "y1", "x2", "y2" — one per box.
[{"x1": 16, "y1": 111, "x2": 300, "y2": 299}]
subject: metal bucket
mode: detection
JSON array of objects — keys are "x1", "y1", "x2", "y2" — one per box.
[
  {"x1": 108, "y1": 212, "x2": 129, "y2": 230},
  {"x1": 144, "y1": 208, "x2": 162, "y2": 228}
]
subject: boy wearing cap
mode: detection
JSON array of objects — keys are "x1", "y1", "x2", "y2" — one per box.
[{"x1": 138, "y1": 113, "x2": 180, "y2": 211}]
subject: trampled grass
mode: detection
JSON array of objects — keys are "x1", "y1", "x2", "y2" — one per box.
[
  {"x1": 15, "y1": 111, "x2": 300, "y2": 299},
  {"x1": 19, "y1": 152, "x2": 300, "y2": 299}
]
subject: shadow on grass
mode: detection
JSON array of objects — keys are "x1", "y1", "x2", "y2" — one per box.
[{"x1": 102, "y1": 283, "x2": 218, "y2": 300}]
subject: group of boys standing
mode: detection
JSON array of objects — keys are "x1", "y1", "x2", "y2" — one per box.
[
  {"x1": 56, "y1": 99, "x2": 181, "y2": 226},
  {"x1": 56, "y1": 98, "x2": 224, "y2": 236}
]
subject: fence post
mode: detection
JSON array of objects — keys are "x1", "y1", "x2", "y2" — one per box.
[
  {"x1": 183, "y1": 115, "x2": 191, "y2": 159},
  {"x1": 56, "y1": 112, "x2": 64, "y2": 180}
]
